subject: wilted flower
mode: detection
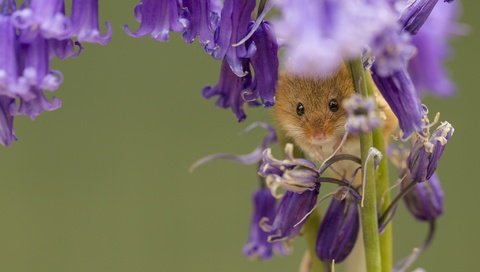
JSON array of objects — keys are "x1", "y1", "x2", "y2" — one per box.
[
  {"x1": 403, "y1": 173, "x2": 444, "y2": 221},
  {"x1": 408, "y1": 1, "x2": 463, "y2": 96},
  {"x1": 316, "y1": 189, "x2": 360, "y2": 263},
  {"x1": 243, "y1": 187, "x2": 289, "y2": 260},
  {"x1": 343, "y1": 94, "x2": 383, "y2": 134},
  {"x1": 124, "y1": 0, "x2": 186, "y2": 42},
  {"x1": 407, "y1": 121, "x2": 454, "y2": 183}
]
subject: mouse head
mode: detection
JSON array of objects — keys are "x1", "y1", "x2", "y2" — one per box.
[{"x1": 274, "y1": 65, "x2": 355, "y2": 146}]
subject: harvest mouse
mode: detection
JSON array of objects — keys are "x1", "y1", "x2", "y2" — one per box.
[{"x1": 273, "y1": 64, "x2": 397, "y2": 179}]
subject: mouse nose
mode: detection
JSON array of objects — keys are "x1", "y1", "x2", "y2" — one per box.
[{"x1": 313, "y1": 131, "x2": 327, "y2": 141}]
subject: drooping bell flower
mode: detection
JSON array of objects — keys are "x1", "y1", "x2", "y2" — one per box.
[
  {"x1": 408, "y1": 1, "x2": 463, "y2": 96},
  {"x1": 70, "y1": 0, "x2": 112, "y2": 45},
  {"x1": 12, "y1": 0, "x2": 71, "y2": 42},
  {"x1": 124, "y1": 0, "x2": 186, "y2": 42},
  {"x1": 13, "y1": 87, "x2": 61, "y2": 120},
  {"x1": 49, "y1": 39, "x2": 83, "y2": 60},
  {"x1": 245, "y1": 21, "x2": 279, "y2": 107},
  {"x1": 399, "y1": 0, "x2": 441, "y2": 35},
  {"x1": 403, "y1": 173, "x2": 444, "y2": 221},
  {"x1": 212, "y1": 0, "x2": 256, "y2": 76},
  {"x1": 243, "y1": 187, "x2": 289, "y2": 260},
  {"x1": 181, "y1": 0, "x2": 221, "y2": 53},
  {"x1": 0, "y1": 96, "x2": 16, "y2": 146},
  {"x1": 316, "y1": 189, "x2": 360, "y2": 263},
  {"x1": 407, "y1": 121, "x2": 454, "y2": 183},
  {"x1": 202, "y1": 58, "x2": 251, "y2": 121}
]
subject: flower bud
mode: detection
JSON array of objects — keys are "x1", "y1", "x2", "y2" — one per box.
[{"x1": 403, "y1": 173, "x2": 444, "y2": 221}]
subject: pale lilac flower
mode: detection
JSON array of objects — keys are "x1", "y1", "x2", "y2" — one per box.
[
  {"x1": 343, "y1": 94, "x2": 382, "y2": 134},
  {"x1": 243, "y1": 187, "x2": 289, "y2": 260},
  {"x1": 272, "y1": 0, "x2": 397, "y2": 76},
  {"x1": 71, "y1": 0, "x2": 112, "y2": 45},
  {"x1": 408, "y1": 1, "x2": 463, "y2": 96},
  {"x1": 124, "y1": 0, "x2": 186, "y2": 42},
  {"x1": 316, "y1": 189, "x2": 359, "y2": 263}
]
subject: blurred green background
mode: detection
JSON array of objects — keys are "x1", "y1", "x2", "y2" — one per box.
[{"x1": 0, "y1": 1, "x2": 478, "y2": 271}]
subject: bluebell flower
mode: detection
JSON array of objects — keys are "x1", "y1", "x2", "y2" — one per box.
[
  {"x1": 202, "y1": 58, "x2": 251, "y2": 121},
  {"x1": 124, "y1": 0, "x2": 186, "y2": 42},
  {"x1": 243, "y1": 187, "x2": 289, "y2": 260},
  {"x1": 407, "y1": 121, "x2": 454, "y2": 183},
  {"x1": 408, "y1": 1, "x2": 463, "y2": 96},
  {"x1": 343, "y1": 94, "x2": 383, "y2": 134},
  {"x1": 12, "y1": 0, "x2": 71, "y2": 42},
  {"x1": 212, "y1": 0, "x2": 256, "y2": 77},
  {"x1": 272, "y1": 0, "x2": 397, "y2": 76},
  {"x1": 49, "y1": 39, "x2": 83, "y2": 60},
  {"x1": 403, "y1": 173, "x2": 444, "y2": 221},
  {"x1": 181, "y1": 0, "x2": 221, "y2": 53},
  {"x1": 0, "y1": 96, "x2": 16, "y2": 146},
  {"x1": 399, "y1": 0, "x2": 441, "y2": 35},
  {"x1": 71, "y1": 0, "x2": 112, "y2": 45},
  {"x1": 245, "y1": 21, "x2": 279, "y2": 107},
  {"x1": 316, "y1": 189, "x2": 360, "y2": 263}
]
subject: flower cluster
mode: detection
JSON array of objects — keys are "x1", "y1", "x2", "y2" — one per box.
[
  {"x1": 0, "y1": 0, "x2": 110, "y2": 146},
  {"x1": 126, "y1": 0, "x2": 278, "y2": 121}
]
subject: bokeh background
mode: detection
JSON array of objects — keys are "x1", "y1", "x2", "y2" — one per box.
[{"x1": 0, "y1": 1, "x2": 478, "y2": 271}]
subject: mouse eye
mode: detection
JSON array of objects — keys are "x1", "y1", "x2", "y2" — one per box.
[
  {"x1": 296, "y1": 103, "x2": 305, "y2": 116},
  {"x1": 328, "y1": 99, "x2": 339, "y2": 112}
]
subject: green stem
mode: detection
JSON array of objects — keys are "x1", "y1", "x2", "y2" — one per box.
[
  {"x1": 366, "y1": 72, "x2": 393, "y2": 272},
  {"x1": 349, "y1": 59, "x2": 382, "y2": 272},
  {"x1": 304, "y1": 210, "x2": 327, "y2": 272}
]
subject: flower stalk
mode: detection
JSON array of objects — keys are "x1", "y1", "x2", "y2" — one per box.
[
  {"x1": 368, "y1": 73, "x2": 393, "y2": 272},
  {"x1": 349, "y1": 58, "x2": 382, "y2": 272}
]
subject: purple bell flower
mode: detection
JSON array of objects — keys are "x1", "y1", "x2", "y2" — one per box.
[
  {"x1": 212, "y1": 0, "x2": 256, "y2": 76},
  {"x1": 403, "y1": 173, "x2": 444, "y2": 221},
  {"x1": 371, "y1": 67, "x2": 423, "y2": 138},
  {"x1": 245, "y1": 21, "x2": 279, "y2": 107},
  {"x1": 202, "y1": 58, "x2": 251, "y2": 121},
  {"x1": 49, "y1": 39, "x2": 83, "y2": 60},
  {"x1": 71, "y1": 0, "x2": 112, "y2": 45},
  {"x1": 181, "y1": 0, "x2": 221, "y2": 53},
  {"x1": 316, "y1": 189, "x2": 359, "y2": 263},
  {"x1": 267, "y1": 188, "x2": 319, "y2": 242},
  {"x1": 12, "y1": 0, "x2": 70, "y2": 41},
  {"x1": 0, "y1": 12, "x2": 29, "y2": 99},
  {"x1": 243, "y1": 188, "x2": 289, "y2": 260},
  {"x1": 407, "y1": 121, "x2": 454, "y2": 183},
  {"x1": 399, "y1": 0, "x2": 440, "y2": 35},
  {"x1": 124, "y1": 0, "x2": 186, "y2": 42},
  {"x1": 408, "y1": 1, "x2": 463, "y2": 96},
  {"x1": 13, "y1": 87, "x2": 61, "y2": 120},
  {"x1": 0, "y1": 96, "x2": 16, "y2": 146}
]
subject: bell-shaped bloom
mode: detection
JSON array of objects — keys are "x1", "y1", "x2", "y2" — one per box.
[
  {"x1": 245, "y1": 21, "x2": 279, "y2": 107},
  {"x1": 343, "y1": 94, "x2": 383, "y2": 134},
  {"x1": 272, "y1": 0, "x2": 397, "y2": 76},
  {"x1": 316, "y1": 190, "x2": 359, "y2": 263},
  {"x1": 371, "y1": 67, "x2": 423, "y2": 138},
  {"x1": 124, "y1": 0, "x2": 186, "y2": 42},
  {"x1": 0, "y1": 96, "x2": 16, "y2": 146},
  {"x1": 399, "y1": 0, "x2": 440, "y2": 35},
  {"x1": 243, "y1": 188, "x2": 289, "y2": 260},
  {"x1": 267, "y1": 188, "x2": 319, "y2": 242},
  {"x1": 403, "y1": 173, "x2": 444, "y2": 221},
  {"x1": 212, "y1": 0, "x2": 256, "y2": 76},
  {"x1": 181, "y1": 0, "x2": 221, "y2": 53},
  {"x1": 49, "y1": 39, "x2": 83, "y2": 60},
  {"x1": 13, "y1": 87, "x2": 61, "y2": 120},
  {"x1": 0, "y1": 13, "x2": 29, "y2": 98},
  {"x1": 407, "y1": 122, "x2": 454, "y2": 183},
  {"x1": 70, "y1": 0, "x2": 112, "y2": 45},
  {"x1": 202, "y1": 58, "x2": 251, "y2": 121},
  {"x1": 408, "y1": 1, "x2": 463, "y2": 96},
  {"x1": 12, "y1": 0, "x2": 71, "y2": 41}
]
